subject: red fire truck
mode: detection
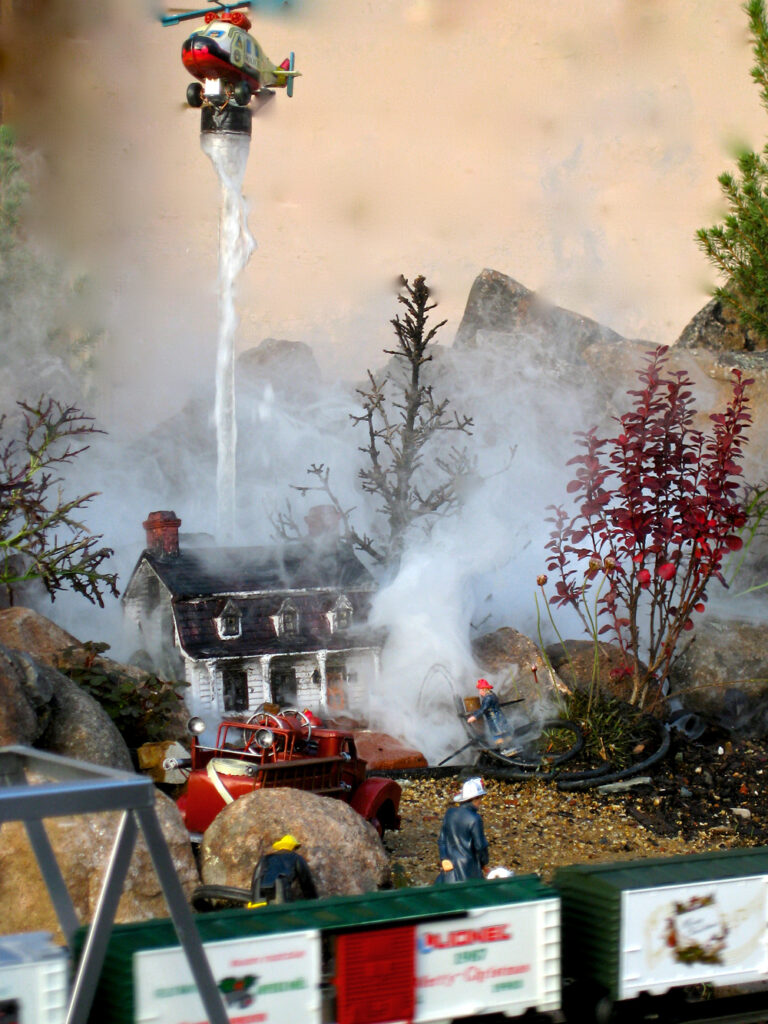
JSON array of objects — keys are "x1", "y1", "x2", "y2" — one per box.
[{"x1": 167, "y1": 707, "x2": 401, "y2": 838}]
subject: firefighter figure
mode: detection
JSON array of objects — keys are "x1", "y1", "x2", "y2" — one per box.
[
  {"x1": 436, "y1": 777, "x2": 489, "y2": 882},
  {"x1": 250, "y1": 834, "x2": 318, "y2": 904},
  {"x1": 467, "y1": 678, "x2": 514, "y2": 753}
]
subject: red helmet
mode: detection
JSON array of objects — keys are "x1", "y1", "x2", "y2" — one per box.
[{"x1": 476, "y1": 678, "x2": 493, "y2": 690}]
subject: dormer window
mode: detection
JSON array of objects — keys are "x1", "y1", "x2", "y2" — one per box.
[
  {"x1": 215, "y1": 599, "x2": 242, "y2": 640},
  {"x1": 327, "y1": 595, "x2": 353, "y2": 633},
  {"x1": 272, "y1": 598, "x2": 299, "y2": 638}
]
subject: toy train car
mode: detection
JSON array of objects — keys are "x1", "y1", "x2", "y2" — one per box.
[
  {"x1": 64, "y1": 844, "x2": 768, "y2": 1024},
  {"x1": 1, "y1": 848, "x2": 763, "y2": 1023}
]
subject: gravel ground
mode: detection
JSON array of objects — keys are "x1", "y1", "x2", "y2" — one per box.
[{"x1": 382, "y1": 729, "x2": 768, "y2": 886}]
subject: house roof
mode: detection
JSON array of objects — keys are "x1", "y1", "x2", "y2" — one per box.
[
  {"x1": 172, "y1": 592, "x2": 385, "y2": 660},
  {"x1": 122, "y1": 537, "x2": 383, "y2": 660},
  {"x1": 136, "y1": 538, "x2": 375, "y2": 598}
]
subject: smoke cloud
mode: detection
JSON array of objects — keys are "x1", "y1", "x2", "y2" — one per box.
[{"x1": 2, "y1": 0, "x2": 767, "y2": 755}]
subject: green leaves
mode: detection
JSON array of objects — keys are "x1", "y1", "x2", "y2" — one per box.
[{"x1": 58, "y1": 641, "x2": 189, "y2": 748}]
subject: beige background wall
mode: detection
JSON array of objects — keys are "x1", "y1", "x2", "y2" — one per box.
[{"x1": 2, "y1": 0, "x2": 762, "y2": 426}]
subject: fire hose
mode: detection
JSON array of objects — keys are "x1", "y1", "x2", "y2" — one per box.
[{"x1": 206, "y1": 758, "x2": 258, "y2": 805}]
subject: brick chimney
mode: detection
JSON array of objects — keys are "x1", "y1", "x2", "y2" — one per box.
[
  {"x1": 304, "y1": 504, "x2": 341, "y2": 539},
  {"x1": 143, "y1": 510, "x2": 181, "y2": 558}
]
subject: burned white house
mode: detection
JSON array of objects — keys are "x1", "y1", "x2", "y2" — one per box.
[{"x1": 122, "y1": 509, "x2": 384, "y2": 718}]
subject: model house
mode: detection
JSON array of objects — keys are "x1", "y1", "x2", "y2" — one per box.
[{"x1": 122, "y1": 509, "x2": 384, "y2": 718}]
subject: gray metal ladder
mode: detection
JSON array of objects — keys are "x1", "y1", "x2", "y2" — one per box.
[{"x1": 0, "y1": 746, "x2": 228, "y2": 1024}]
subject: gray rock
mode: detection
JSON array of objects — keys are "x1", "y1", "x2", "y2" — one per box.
[
  {"x1": 675, "y1": 295, "x2": 767, "y2": 353},
  {"x1": 36, "y1": 666, "x2": 134, "y2": 772},
  {"x1": 453, "y1": 269, "x2": 627, "y2": 362},
  {"x1": 0, "y1": 641, "x2": 133, "y2": 771},
  {"x1": 237, "y1": 337, "x2": 323, "y2": 403},
  {"x1": 544, "y1": 639, "x2": 645, "y2": 706},
  {"x1": 0, "y1": 644, "x2": 49, "y2": 746},
  {"x1": 0, "y1": 789, "x2": 198, "y2": 944},
  {"x1": 670, "y1": 618, "x2": 768, "y2": 736},
  {"x1": 200, "y1": 787, "x2": 390, "y2": 897},
  {"x1": 471, "y1": 627, "x2": 570, "y2": 706}
]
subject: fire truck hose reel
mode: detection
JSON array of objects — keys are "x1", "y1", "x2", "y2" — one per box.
[{"x1": 206, "y1": 758, "x2": 257, "y2": 805}]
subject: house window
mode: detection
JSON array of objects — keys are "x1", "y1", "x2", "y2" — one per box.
[
  {"x1": 271, "y1": 667, "x2": 297, "y2": 706},
  {"x1": 222, "y1": 668, "x2": 248, "y2": 712},
  {"x1": 274, "y1": 598, "x2": 299, "y2": 638},
  {"x1": 215, "y1": 599, "x2": 242, "y2": 640},
  {"x1": 327, "y1": 595, "x2": 353, "y2": 633}
]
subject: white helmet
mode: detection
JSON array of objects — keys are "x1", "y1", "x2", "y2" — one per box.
[{"x1": 454, "y1": 777, "x2": 487, "y2": 803}]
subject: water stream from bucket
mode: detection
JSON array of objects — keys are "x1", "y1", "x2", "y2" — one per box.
[{"x1": 201, "y1": 133, "x2": 255, "y2": 542}]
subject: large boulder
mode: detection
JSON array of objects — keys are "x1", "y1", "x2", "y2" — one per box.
[
  {"x1": 237, "y1": 337, "x2": 324, "y2": 404},
  {"x1": 37, "y1": 668, "x2": 134, "y2": 771},
  {"x1": 453, "y1": 269, "x2": 627, "y2": 362},
  {"x1": 0, "y1": 644, "x2": 49, "y2": 746},
  {"x1": 0, "y1": 642, "x2": 133, "y2": 771},
  {"x1": 0, "y1": 607, "x2": 190, "y2": 749},
  {"x1": 0, "y1": 789, "x2": 198, "y2": 944},
  {"x1": 0, "y1": 606, "x2": 81, "y2": 667},
  {"x1": 200, "y1": 788, "x2": 390, "y2": 897},
  {"x1": 471, "y1": 626, "x2": 570, "y2": 707},
  {"x1": 675, "y1": 294, "x2": 767, "y2": 353},
  {"x1": 669, "y1": 617, "x2": 768, "y2": 736},
  {"x1": 544, "y1": 640, "x2": 641, "y2": 706}
]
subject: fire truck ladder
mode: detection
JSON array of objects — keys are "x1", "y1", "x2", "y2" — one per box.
[{"x1": 0, "y1": 745, "x2": 229, "y2": 1024}]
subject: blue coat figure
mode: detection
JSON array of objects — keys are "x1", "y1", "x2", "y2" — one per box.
[
  {"x1": 468, "y1": 678, "x2": 511, "y2": 747},
  {"x1": 437, "y1": 777, "x2": 489, "y2": 882}
]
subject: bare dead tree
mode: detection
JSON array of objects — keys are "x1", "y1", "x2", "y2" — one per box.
[
  {"x1": 0, "y1": 397, "x2": 118, "y2": 607},
  {"x1": 272, "y1": 275, "x2": 475, "y2": 567}
]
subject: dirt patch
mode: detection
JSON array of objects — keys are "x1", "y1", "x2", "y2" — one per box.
[{"x1": 383, "y1": 728, "x2": 768, "y2": 886}]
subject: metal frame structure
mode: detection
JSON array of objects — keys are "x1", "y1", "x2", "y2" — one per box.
[{"x1": 0, "y1": 746, "x2": 228, "y2": 1024}]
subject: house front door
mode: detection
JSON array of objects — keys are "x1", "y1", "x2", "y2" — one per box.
[
  {"x1": 271, "y1": 666, "x2": 297, "y2": 706},
  {"x1": 222, "y1": 668, "x2": 248, "y2": 712},
  {"x1": 326, "y1": 668, "x2": 346, "y2": 712}
]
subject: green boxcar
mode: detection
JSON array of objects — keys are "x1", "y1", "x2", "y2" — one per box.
[
  {"x1": 554, "y1": 847, "x2": 768, "y2": 1008},
  {"x1": 74, "y1": 875, "x2": 559, "y2": 1024}
]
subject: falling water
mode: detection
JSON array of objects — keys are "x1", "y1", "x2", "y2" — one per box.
[{"x1": 201, "y1": 133, "x2": 255, "y2": 542}]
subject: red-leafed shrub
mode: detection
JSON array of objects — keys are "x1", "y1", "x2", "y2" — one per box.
[{"x1": 540, "y1": 346, "x2": 752, "y2": 710}]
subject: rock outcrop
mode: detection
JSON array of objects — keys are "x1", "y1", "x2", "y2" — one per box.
[
  {"x1": 544, "y1": 640, "x2": 643, "y2": 706},
  {"x1": 669, "y1": 618, "x2": 768, "y2": 736},
  {"x1": 453, "y1": 269, "x2": 628, "y2": 361},
  {"x1": 471, "y1": 626, "x2": 569, "y2": 705},
  {"x1": 0, "y1": 790, "x2": 198, "y2": 943},
  {"x1": 0, "y1": 607, "x2": 82, "y2": 667},
  {"x1": 675, "y1": 295, "x2": 766, "y2": 353},
  {"x1": 200, "y1": 787, "x2": 390, "y2": 897},
  {"x1": 0, "y1": 642, "x2": 133, "y2": 770}
]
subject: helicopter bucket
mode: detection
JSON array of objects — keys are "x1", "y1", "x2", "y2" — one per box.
[{"x1": 201, "y1": 104, "x2": 252, "y2": 136}]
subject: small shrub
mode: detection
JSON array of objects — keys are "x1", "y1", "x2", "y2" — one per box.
[
  {"x1": 56, "y1": 641, "x2": 188, "y2": 748},
  {"x1": 541, "y1": 346, "x2": 752, "y2": 711},
  {"x1": 566, "y1": 690, "x2": 650, "y2": 769}
]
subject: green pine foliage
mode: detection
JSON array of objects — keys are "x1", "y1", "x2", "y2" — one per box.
[{"x1": 696, "y1": 0, "x2": 768, "y2": 342}]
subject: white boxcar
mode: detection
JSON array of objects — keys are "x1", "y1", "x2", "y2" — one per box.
[{"x1": 0, "y1": 932, "x2": 68, "y2": 1024}]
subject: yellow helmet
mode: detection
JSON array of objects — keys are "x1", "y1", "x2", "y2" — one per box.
[{"x1": 272, "y1": 834, "x2": 300, "y2": 851}]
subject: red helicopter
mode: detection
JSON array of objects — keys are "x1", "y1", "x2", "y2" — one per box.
[{"x1": 162, "y1": 0, "x2": 299, "y2": 109}]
